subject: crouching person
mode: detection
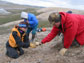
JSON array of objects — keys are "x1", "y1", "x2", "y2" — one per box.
[
  {"x1": 6, "y1": 21, "x2": 30, "y2": 59},
  {"x1": 35, "y1": 12, "x2": 84, "y2": 56}
]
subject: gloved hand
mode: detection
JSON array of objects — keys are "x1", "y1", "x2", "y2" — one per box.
[
  {"x1": 30, "y1": 43, "x2": 36, "y2": 48},
  {"x1": 59, "y1": 48, "x2": 68, "y2": 56},
  {"x1": 35, "y1": 42, "x2": 42, "y2": 46}
]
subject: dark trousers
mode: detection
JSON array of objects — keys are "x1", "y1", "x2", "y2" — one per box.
[
  {"x1": 26, "y1": 27, "x2": 36, "y2": 42},
  {"x1": 6, "y1": 42, "x2": 24, "y2": 59},
  {"x1": 71, "y1": 39, "x2": 80, "y2": 47}
]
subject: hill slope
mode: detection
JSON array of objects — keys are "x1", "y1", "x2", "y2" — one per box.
[
  {"x1": 0, "y1": 21, "x2": 84, "y2": 63},
  {"x1": 37, "y1": 7, "x2": 84, "y2": 21}
]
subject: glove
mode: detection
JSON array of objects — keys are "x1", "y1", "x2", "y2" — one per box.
[
  {"x1": 30, "y1": 43, "x2": 36, "y2": 48},
  {"x1": 59, "y1": 48, "x2": 68, "y2": 56},
  {"x1": 35, "y1": 42, "x2": 42, "y2": 46}
]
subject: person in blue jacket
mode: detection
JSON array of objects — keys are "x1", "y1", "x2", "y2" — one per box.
[{"x1": 21, "y1": 12, "x2": 38, "y2": 42}]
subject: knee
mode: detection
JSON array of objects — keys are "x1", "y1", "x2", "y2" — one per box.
[
  {"x1": 7, "y1": 53, "x2": 19, "y2": 59},
  {"x1": 11, "y1": 52, "x2": 20, "y2": 59},
  {"x1": 32, "y1": 31, "x2": 36, "y2": 35}
]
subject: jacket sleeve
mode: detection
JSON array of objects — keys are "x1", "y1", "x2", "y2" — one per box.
[
  {"x1": 12, "y1": 31, "x2": 25, "y2": 47},
  {"x1": 29, "y1": 16, "x2": 38, "y2": 25},
  {"x1": 41, "y1": 26, "x2": 59, "y2": 44},
  {"x1": 23, "y1": 34, "x2": 30, "y2": 48},
  {"x1": 63, "y1": 21, "x2": 78, "y2": 48}
]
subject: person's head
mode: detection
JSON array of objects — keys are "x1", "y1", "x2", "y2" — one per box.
[
  {"x1": 67, "y1": 10, "x2": 72, "y2": 13},
  {"x1": 21, "y1": 12, "x2": 28, "y2": 20},
  {"x1": 48, "y1": 12, "x2": 61, "y2": 28},
  {"x1": 18, "y1": 21, "x2": 28, "y2": 32}
]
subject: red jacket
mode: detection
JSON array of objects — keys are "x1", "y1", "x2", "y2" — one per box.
[{"x1": 41, "y1": 12, "x2": 84, "y2": 48}]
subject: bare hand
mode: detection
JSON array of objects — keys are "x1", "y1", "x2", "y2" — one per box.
[{"x1": 35, "y1": 42, "x2": 42, "y2": 46}]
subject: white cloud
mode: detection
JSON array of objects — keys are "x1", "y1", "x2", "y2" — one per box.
[
  {"x1": 2, "y1": 0, "x2": 84, "y2": 10},
  {"x1": 2, "y1": 0, "x2": 55, "y2": 7}
]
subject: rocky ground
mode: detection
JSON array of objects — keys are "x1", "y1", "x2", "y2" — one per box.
[{"x1": 0, "y1": 21, "x2": 84, "y2": 63}]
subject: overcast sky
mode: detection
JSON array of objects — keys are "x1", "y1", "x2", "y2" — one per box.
[{"x1": 2, "y1": 0, "x2": 84, "y2": 10}]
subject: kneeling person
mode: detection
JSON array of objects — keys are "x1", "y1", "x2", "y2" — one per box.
[{"x1": 6, "y1": 21, "x2": 30, "y2": 59}]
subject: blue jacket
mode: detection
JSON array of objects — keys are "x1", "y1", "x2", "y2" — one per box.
[{"x1": 24, "y1": 13, "x2": 38, "y2": 28}]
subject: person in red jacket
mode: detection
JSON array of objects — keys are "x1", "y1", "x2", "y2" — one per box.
[{"x1": 36, "y1": 12, "x2": 84, "y2": 56}]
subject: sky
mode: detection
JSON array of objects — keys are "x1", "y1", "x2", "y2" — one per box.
[{"x1": 2, "y1": 0, "x2": 84, "y2": 10}]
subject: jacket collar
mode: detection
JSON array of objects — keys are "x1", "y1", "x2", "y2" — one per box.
[{"x1": 59, "y1": 12, "x2": 67, "y2": 32}]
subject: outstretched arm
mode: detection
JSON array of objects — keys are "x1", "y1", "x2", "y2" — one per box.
[{"x1": 41, "y1": 26, "x2": 60, "y2": 44}]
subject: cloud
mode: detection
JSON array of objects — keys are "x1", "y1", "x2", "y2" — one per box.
[
  {"x1": 68, "y1": 0, "x2": 84, "y2": 5},
  {"x1": 2, "y1": 0, "x2": 84, "y2": 10},
  {"x1": 2, "y1": 0, "x2": 55, "y2": 7}
]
